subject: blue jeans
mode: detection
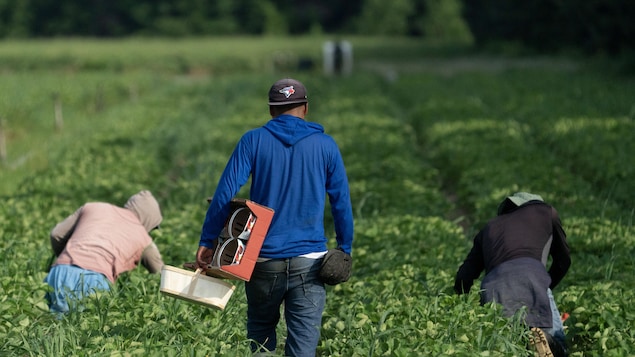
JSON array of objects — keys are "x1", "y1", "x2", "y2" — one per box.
[
  {"x1": 44, "y1": 264, "x2": 111, "y2": 314},
  {"x1": 546, "y1": 289, "x2": 567, "y2": 349},
  {"x1": 245, "y1": 257, "x2": 326, "y2": 357}
]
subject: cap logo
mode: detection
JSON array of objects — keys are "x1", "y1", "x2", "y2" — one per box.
[{"x1": 279, "y1": 86, "x2": 295, "y2": 98}]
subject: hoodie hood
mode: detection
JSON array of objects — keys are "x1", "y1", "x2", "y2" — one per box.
[
  {"x1": 497, "y1": 192, "x2": 544, "y2": 215},
  {"x1": 124, "y1": 190, "x2": 163, "y2": 232},
  {"x1": 264, "y1": 114, "x2": 324, "y2": 146}
]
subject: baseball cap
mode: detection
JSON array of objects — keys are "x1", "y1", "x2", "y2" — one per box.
[{"x1": 268, "y1": 78, "x2": 308, "y2": 106}]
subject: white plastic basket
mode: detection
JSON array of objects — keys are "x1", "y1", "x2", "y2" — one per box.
[{"x1": 160, "y1": 265, "x2": 235, "y2": 310}]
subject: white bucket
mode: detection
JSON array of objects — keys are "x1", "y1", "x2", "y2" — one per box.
[{"x1": 160, "y1": 265, "x2": 235, "y2": 310}]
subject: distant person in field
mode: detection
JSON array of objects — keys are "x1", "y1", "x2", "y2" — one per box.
[
  {"x1": 196, "y1": 78, "x2": 354, "y2": 357},
  {"x1": 44, "y1": 190, "x2": 164, "y2": 314},
  {"x1": 454, "y1": 192, "x2": 571, "y2": 357}
]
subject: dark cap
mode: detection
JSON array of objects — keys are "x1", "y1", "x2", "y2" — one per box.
[{"x1": 268, "y1": 78, "x2": 308, "y2": 106}]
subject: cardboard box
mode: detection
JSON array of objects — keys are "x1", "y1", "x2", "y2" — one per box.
[{"x1": 202, "y1": 198, "x2": 274, "y2": 281}]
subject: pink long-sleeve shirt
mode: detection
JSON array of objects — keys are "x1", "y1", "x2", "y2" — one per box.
[{"x1": 51, "y1": 191, "x2": 163, "y2": 283}]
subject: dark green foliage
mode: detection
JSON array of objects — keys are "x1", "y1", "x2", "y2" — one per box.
[
  {"x1": 0, "y1": 0, "x2": 366, "y2": 38},
  {"x1": 2, "y1": 0, "x2": 634, "y2": 55},
  {"x1": 461, "y1": 0, "x2": 635, "y2": 54}
]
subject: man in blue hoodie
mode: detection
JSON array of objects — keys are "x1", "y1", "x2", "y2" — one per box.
[{"x1": 196, "y1": 78, "x2": 354, "y2": 357}]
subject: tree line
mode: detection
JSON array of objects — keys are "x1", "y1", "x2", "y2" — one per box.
[
  {"x1": 462, "y1": 0, "x2": 635, "y2": 54},
  {"x1": 0, "y1": 0, "x2": 632, "y2": 54}
]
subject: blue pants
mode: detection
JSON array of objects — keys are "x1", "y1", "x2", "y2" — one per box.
[
  {"x1": 44, "y1": 264, "x2": 111, "y2": 314},
  {"x1": 245, "y1": 257, "x2": 326, "y2": 357}
]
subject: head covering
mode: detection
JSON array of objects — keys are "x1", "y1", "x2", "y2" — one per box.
[
  {"x1": 268, "y1": 78, "x2": 308, "y2": 106},
  {"x1": 497, "y1": 192, "x2": 544, "y2": 215},
  {"x1": 124, "y1": 190, "x2": 163, "y2": 232}
]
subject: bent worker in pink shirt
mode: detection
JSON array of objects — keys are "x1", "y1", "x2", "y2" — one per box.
[{"x1": 44, "y1": 190, "x2": 164, "y2": 313}]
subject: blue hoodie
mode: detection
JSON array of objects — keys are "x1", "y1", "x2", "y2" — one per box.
[{"x1": 200, "y1": 114, "x2": 354, "y2": 258}]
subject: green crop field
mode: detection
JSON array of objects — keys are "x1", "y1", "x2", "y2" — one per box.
[{"x1": 1, "y1": 37, "x2": 633, "y2": 356}]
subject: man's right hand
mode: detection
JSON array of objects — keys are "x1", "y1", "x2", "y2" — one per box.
[{"x1": 196, "y1": 245, "x2": 215, "y2": 270}]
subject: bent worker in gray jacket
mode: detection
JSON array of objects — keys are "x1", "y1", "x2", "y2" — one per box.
[{"x1": 454, "y1": 192, "x2": 571, "y2": 357}]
